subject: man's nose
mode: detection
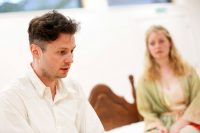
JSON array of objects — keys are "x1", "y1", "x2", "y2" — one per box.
[{"x1": 64, "y1": 54, "x2": 73, "y2": 64}]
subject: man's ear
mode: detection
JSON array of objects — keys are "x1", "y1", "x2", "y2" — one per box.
[{"x1": 30, "y1": 44, "x2": 41, "y2": 58}]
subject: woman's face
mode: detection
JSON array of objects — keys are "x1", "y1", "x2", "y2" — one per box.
[{"x1": 147, "y1": 31, "x2": 171, "y2": 61}]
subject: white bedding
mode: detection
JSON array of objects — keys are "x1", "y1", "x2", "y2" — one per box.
[{"x1": 105, "y1": 121, "x2": 144, "y2": 133}]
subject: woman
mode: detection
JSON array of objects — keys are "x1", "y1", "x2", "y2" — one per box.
[{"x1": 136, "y1": 25, "x2": 200, "y2": 133}]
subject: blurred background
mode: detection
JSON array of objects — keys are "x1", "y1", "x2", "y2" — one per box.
[{"x1": 0, "y1": 0, "x2": 199, "y2": 104}]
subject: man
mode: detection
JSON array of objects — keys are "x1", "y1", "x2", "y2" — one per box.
[{"x1": 0, "y1": 10, "x2": 104, "y2": 133}]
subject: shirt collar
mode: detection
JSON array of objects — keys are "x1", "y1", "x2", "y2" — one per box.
[
  {"x1": 26, "y1": 64, "x2": 73, "y2": 99},
  {"x1": 55, "y1": 80, "x2": 68, "y2": 100},
  {"x1": 56, "y1": 79, "x2": 78, "y2": 100},
  {"x1": 26, "y1": 64, "x2": 47, "y2": 97}
]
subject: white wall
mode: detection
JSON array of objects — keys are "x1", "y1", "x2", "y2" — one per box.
[{"x1": 0, "y1": 2, "x2": 199, "y2": 102}]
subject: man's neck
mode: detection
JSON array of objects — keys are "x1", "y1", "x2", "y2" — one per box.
[
  {"x1": 31, "y1": 63, "x2": 58, "y2": 100},
  {"x1": 42, "y1": 78, "x2": 58, "y2": 101}
]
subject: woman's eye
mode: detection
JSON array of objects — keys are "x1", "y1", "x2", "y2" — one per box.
[
  {"x1": 149, "y1": 42, "x2": 155, "y2": 46},
  {"x1": 159, "y1": 39, "x2": 164, "y2": 44}
]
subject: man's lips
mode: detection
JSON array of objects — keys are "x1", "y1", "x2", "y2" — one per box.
[
  {"x1": 60, "y1": 67, "x2": 70, "y2": 72},
  {"x1": 60, "y1": 68, "x2": 69, "y2": 70}
]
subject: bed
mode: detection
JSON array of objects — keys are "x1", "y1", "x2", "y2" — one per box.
[
  {"x1": 105, "y1": 121, "x2": 144, "y2": 133},
  {"x1": 89, "y1": 75, "x2": 144, "y2": 132}
]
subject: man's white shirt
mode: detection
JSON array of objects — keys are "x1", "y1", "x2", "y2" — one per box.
[{"x1": 0, "y1": 66, "x2": 104, "y2": 133}]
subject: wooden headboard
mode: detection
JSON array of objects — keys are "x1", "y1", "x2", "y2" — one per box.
[{"x1": 89, "y1": 75, "x2": 143, "y2": 131}]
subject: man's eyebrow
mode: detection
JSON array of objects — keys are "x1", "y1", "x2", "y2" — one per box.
[{"x1": 57, "y1": 45, "x2": 76, "y2": 50}]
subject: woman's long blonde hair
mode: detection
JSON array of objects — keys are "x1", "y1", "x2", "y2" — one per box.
[{"x1": 143, "y1": 25, "x2": 188, "y2": 80}]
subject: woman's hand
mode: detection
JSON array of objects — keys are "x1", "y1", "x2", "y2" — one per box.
[
  {"x1": 169, "y1": 118, "x2": 189, "y2": 133},
  {"x1": 157, "y1": 123, "x2": 169, "y2": 133},
  {"x1": 158, "y1": 126, "x2": 168, "y2": 133}
]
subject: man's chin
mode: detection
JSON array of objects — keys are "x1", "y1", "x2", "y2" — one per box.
[{"x1": 57, "y1": 74, "x2": 68, "y2": 79}]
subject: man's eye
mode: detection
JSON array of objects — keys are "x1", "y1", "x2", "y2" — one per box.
[{"x1": 59, "y1": 51, "x2": 67, "y2": 55}]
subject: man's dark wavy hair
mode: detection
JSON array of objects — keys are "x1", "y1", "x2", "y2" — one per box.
[{"x1": 28, "y1": 10, "x2": 79, "y2": 51}]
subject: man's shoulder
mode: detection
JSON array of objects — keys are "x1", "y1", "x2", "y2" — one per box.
[
  {"x1": 0, "y1": 80, "x2": 25, "y2": 107},
  {"x1": 0, "y1": 75, "x2": 29, "y2": 99}
]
